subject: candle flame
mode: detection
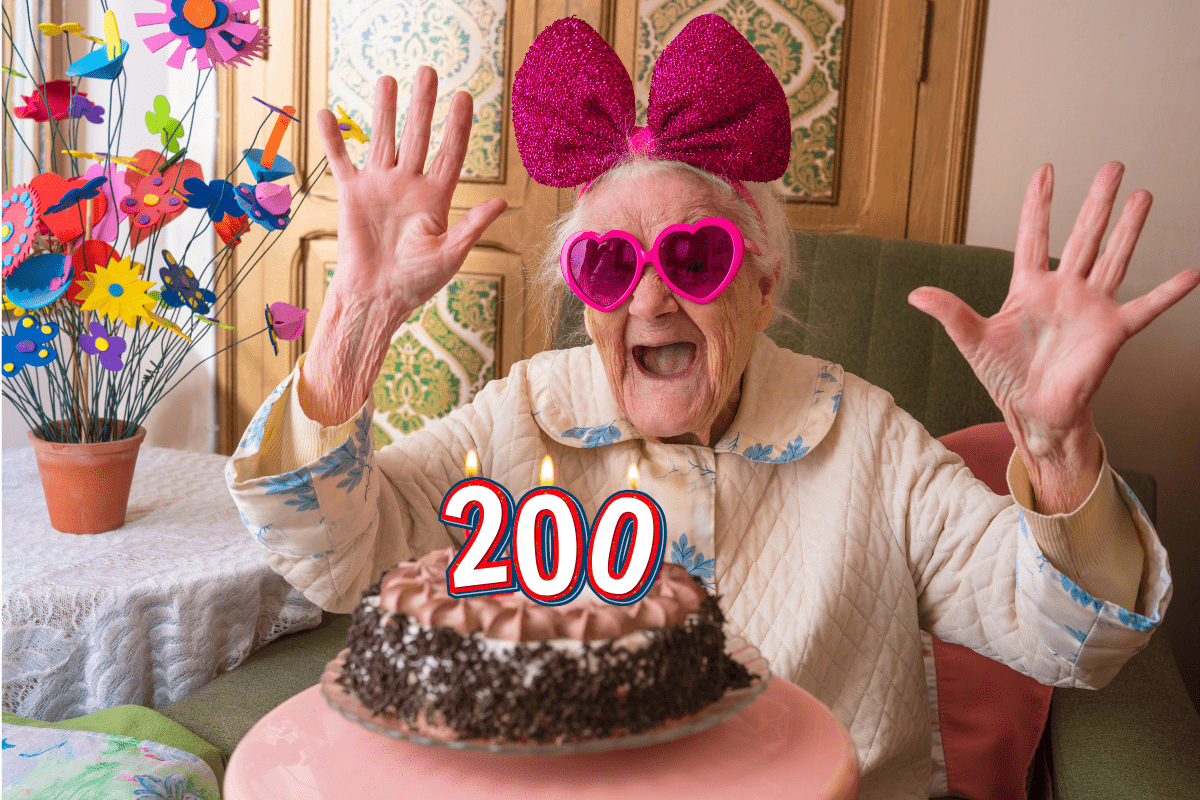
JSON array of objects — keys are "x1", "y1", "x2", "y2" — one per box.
[
  {"x1": 627, "y1": 463, "x2": 639, "y2": 490},
  {"x1": 464, "y1": 450, "x2": 479, "y2": 479},
  {"x1": 540, "y1": 455, "x2": 554, "y2": 486}
]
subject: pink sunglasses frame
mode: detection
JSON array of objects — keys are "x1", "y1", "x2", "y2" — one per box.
[{"x1": 560, "y1": 216, "x2": 752, "y2": 312}]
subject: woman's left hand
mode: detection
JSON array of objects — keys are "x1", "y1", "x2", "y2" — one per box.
[{"x1": 908, "y1": 162, "x2": 1199, "y2": 512}]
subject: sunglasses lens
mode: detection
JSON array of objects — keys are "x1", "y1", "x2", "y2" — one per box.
[
  {"x1": 568, "y1": 237, "x2": 639, "y2": 308},
  {"x1": 658, "y1": 225, "x2": 736, "y2": 299}
]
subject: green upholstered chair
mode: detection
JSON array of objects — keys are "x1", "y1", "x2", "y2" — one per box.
[{"x1": 161, "y1": 232, "x2": 1200, "y2": 798}]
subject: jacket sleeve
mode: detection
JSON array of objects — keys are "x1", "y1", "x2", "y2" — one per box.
[
  {"x1": 867, "y1": 383, "x2": 1171, "y2": 689},
  {"x1": 225, "y1": 358, "x2": 506, "y2": 612}
]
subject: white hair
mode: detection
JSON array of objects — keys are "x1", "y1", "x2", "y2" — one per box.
[{"x1": 534, "y1": 158, "x2": 802, "y2": 345}]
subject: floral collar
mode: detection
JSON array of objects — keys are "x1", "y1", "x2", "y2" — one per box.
[{"x1": 529, "y1": 332, "x2": 843, "y2": 464}]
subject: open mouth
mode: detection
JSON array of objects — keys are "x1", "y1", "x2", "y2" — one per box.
[{"x1": 632, "y1": 342, "x2": 697, "y2": 377}]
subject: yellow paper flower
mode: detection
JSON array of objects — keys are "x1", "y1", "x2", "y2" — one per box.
[{"x1": 78, "y1": 255, "x2": 156, "y2": 326}]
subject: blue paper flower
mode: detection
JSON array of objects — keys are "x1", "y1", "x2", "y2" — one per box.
[
  {"x1": 159, "y1": 249, "x2": 216, "y2": 314},
  {"x1": 168, "y1": 0, "x2": 229, "y2": 49},
  {"x1": 2, "y1": 314, "x2": 58, "y2": 377},
  {"x1": 182, "y1": 177, "x2": 244, "y2": 222}
]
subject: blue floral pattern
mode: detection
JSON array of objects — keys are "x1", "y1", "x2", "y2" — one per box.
[
  {"x1": 561, "y1": 422, "x2": 624, "y2": 448},
  {"x1": 311, "y1": 407, "x2": 374, "y2": 497},
  {"x1": 133, "y1": 772, "x2": 205, "y2": 800},
  {"x1": 260, "y1": 468, "x2": 319, "y2": 513},
  {"x1": 742, "y1": 434, "x2": 809, "y2": 464},
  {"x1": 670, "y1": 533, "x2": 715, "y2": 589}
]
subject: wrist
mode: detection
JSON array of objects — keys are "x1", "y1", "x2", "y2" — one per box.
[
  {"x1": 1008, "y1": 411, "x2": 1102, "y2": 514},
  {"x1": 300, "y1": 287, "x2": 411, "y2": 425}
]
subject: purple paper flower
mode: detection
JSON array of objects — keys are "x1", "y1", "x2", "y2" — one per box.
[
  {"x1": 78, "y1": 320, "x2": 127, "y2": 371},
  {"x1": 68, "y1": 95, "x2": 105, "y2": 124}
]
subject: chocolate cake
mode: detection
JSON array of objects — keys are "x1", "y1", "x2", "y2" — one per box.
[{"x1": 337, "y1": 547, "x2": 753, "y2": 744}]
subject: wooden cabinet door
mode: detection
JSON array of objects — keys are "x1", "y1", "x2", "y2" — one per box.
[{"x1": 216, "y1": 0, "x2": 984, "y2": 452}]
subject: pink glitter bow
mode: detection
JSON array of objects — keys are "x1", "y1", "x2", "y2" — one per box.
[{"x1": 512, "y1": 14, "x2": 791, "y2": 188}]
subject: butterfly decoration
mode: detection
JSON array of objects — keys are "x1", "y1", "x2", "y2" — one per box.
[
  {"x1": 145, "y1": 95, "x2": 184, "y2": 153},
  {"x1": 158, "y1": 249, "x2": 216, "y2": 314},
  {"x1": 264, "y1": 301, "x2": 307, "y2": 356},
  {"x1": 2, "y1": 315, "x2": 59, "y2": 377},
  {"x1": 37, "y1": 21, "x2": 104, "y2": 43},
  {"x1": 334, "y1": 105, "x2": 369, "y2": 144},
  {"x1": 68, "y1": 95, "x2": 106, "y2": 124},
  {"x1": 44, "y1": 176, "x2": 108, "y2": 214},
  {"x1": 182, "y1": 177, "x2": 245, "y2": 222}
]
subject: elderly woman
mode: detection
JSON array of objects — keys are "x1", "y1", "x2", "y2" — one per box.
[{"x1": 228, "y1": 16, "x2": 1197, "y2": 800}]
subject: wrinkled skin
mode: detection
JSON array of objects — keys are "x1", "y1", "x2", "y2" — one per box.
[{"x1": 578, "y1": 170, "x2": 777, "y2": 445}]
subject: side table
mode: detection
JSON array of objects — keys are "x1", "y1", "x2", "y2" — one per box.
[{"x1": 2, "y1": 446, "x2": 322, "y2": 721}]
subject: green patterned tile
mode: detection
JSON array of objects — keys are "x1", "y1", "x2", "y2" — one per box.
[
  {"x1": 328, "y1": 0, "x2": 507, "y2": 179},
  {"x1": 637, "y1": 0, "x2": 844, "y2": 199}
]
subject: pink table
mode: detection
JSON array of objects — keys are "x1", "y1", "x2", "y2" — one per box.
[{"x1": 224, "y1": 678, "x2": 859, "y2": 800}]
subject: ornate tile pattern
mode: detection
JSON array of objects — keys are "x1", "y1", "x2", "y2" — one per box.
[
  {"x1": 637, "y1": 0, "x2": 844, "y2": 199},
  {"x1": 328, "y1": 0, "x2": 507, "y2": 179},
  {"x1": 325, "y1": 270, "x2": 501, "y2": 447}
]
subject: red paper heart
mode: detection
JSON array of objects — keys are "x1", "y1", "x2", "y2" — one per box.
[
  {"x1": 30, "y1": 172, "x2": 108, "y2": 243},
  {"x1": 67, "y1": 240, "x2": 119, "y2": 303}
]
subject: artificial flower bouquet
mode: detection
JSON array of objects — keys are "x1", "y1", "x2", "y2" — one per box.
[{"x1": 2, "y1": 0, "x2": 325, "y2": 447}]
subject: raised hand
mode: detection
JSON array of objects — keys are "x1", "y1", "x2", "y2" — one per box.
[
  {"x1": 316, "y1": 68, "x2": 507, "y2": 318},
  {"x1": 909, "y1": 162, "x2": 1199, "y2": 511},
  {"x1": 300, "y1": 69, "x2": 508, "y2": 425}
]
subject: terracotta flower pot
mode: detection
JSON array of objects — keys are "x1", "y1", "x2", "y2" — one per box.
[{"x1": 28, "y1": 422, "x2": 147, "y2": 534}]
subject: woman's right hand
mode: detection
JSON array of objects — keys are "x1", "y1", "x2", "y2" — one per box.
[{"x1": 300, "y1": 69, "x2": 508, "y2": 425}]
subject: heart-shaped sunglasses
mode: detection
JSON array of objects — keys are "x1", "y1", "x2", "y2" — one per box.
[{"x1": 561, "y1": 217, "x2": 752, "y2": 312}]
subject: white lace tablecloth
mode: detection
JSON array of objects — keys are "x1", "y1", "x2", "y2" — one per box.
[{"x1": 2, "y1": 446, "x2": 322, "y2": 721}]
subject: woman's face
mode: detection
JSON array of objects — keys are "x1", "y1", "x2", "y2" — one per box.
[{"x1": 579, "y1": 169, "x2": 777, "y2": 446}]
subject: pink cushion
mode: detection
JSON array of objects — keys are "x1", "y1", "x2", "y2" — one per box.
[{"x1": 934, "y1": 423, "x2": 1054, "y2": 800}]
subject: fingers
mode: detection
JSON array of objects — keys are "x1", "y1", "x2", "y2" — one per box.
[
  {"x1": 397, "y1": 66, "x2": 437, "y2": 174},
  {"x1": 367, "y1": 76, "x2": 398, "y2": 169},
  {"x1": 1012, "y1": 164, "x2": 1053, "y2": 284},
  {"x1": 316, "y1": 108, "x2": 356, "y2": 183},
  {"x1": 1121, "y1": 269, "x2": 1200, "y2": 336},
  {"x1": 428, "y1": 91, "x2": 474, "y2": 188},
  {"x1": 444, "y1": 198, "x2": 508, "y2": 263},
  {"x1": 1091, "y1": 189, "x2": 1152, "y2": 297},
  {"x1": 1059, "y1": 161, "x2": 1123, "y2": 277},
  {"x1": 907, "y1": 287, "x2": 986, "y2": 359}
]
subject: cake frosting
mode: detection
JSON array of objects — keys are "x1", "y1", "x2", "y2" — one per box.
[
  {"x1": 338, "y1": 547, "x2": 753, "y2": 744},
  {"x1": 376, "y1": 547, "x2": 706, "y2": 640}
]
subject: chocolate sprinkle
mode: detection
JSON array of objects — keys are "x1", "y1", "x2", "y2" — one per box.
[{"x1": 339, "y1": 575, "x2": 752, "y2": 744}]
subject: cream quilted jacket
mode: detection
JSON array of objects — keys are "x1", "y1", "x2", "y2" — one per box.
[{"x1": 227, "y1": 333, "x2": 1169, "y2": 800}]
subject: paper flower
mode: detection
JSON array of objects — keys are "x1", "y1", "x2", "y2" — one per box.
[
  {"x1": 68, "y1": 95, "x2": 106, "y2": 123},
  {"x1": 334, "y1": 105, "x2": 370, "y2": 143},
  {"x1": 1, "y1": 315, "x2": 58, "y2": 377},
  {"x1": 4, "y1": 253, "x2": 74, "y2": 310},
  {"x1": 67, "y1": 241, "x2": 119, "y2": 303},
  {"x1": 182, "y1": 177, "x2": 244, "y2": 222},
  {"x1": 2, "y1": 185, "x2": 40, "y2": 277},
  {"x1": 14, "y1": 80, "x2": 86, "y2": 122},
  {"x1": 234, "y1": 182, "x2": 290, "y2": 230},
  {"x1": 77, "y1": 254, "x2": 156, "y2": 326},
  {"x1": 83, "y1": 163, "x2": 132, "y2": 242},
  {"x1": 119, "y1": 149, "x2": 203, "y2": 245},
  {"x1": 136, "y1": 0, "x2": 263, "y2": 69},
  {"x1": 145, "y1": 95, "x2": 184, "y2": 153},
  {"x1": 44, "y1": 176, "x2": 108, "y2": 214},
  {"x1": 159, "y1": 249, "x2": 216, "y2": 313},
  {"x1": 3, "y1": 296, "x2": 28, "y2": 319},
  {"x1": 213, "y1": 11, "x2": 269, "y2": 67},
  {"x1": 268, "y1": 301, "x2": 307, "y2": 340},
  {"x1": 78, "y1": 320, "x2": 127, "y2": 371}
]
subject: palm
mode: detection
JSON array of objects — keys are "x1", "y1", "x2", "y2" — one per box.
[
  {"x1": 317, "y1": 70, "x2": 507, "y2": 318},
  {"x1": 911, "y1": 163, "x2": 1199, "y2": 455}
]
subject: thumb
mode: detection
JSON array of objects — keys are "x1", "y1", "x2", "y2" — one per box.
[
  {"x1": 445, "y1": 198, "x2": 508, "y2": 261},
  {"x1": 908, "y1": 287, "x2": 986, "y2": 357}
]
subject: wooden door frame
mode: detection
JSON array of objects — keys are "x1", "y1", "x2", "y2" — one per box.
[{"x1": 214, "y1": 0, "x2": 988, "y2": 452}]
